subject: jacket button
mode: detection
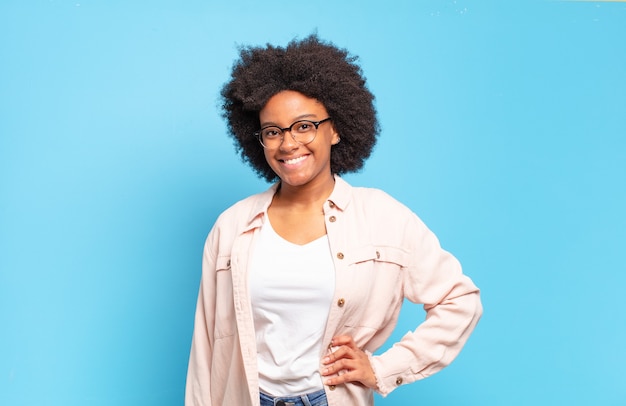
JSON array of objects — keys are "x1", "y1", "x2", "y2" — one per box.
[
  {"x1": 329, "y1": 201, "x2": 335, "y2": 208},
  {"x1": 337, "y1": 252, "x2": 344, "y2": 260},
  {"x1": 329, "y1": 216, "x2": 336, "y2": 222},
  {"x1": 337, "y1": 298, "x2": 345, "y2": 307},
  {"x1": 226, "y1": 259, "x2": 231, "y2": 267},
  {"x1": 329, "y1": 385, "x2": 336, "y2": 391},
  {"x1": 396, "y1": 377, "x2": 403, "y2": 386},
  {"x1": 376, "y1": 251, "x2": 380, "y2": 259}
]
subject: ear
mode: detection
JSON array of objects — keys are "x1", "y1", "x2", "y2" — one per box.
[{"x1": 330, "y1": 125, "x2": 340, "y2": 145}]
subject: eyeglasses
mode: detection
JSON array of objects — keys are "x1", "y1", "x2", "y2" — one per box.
[{"x1": 254, "y1": 118, "x2": 332, "y2": 149}]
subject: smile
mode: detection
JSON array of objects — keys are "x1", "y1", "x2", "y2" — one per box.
[{"x1": 282, "y1": 155, "x2": 308, "y2": 165}]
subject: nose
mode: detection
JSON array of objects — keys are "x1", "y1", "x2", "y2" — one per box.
[{"x1": 278, "y1": 129, "x2": 299, "y2": 151}]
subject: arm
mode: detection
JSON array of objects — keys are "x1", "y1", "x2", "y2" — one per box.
[
  {"x1": 370, "y1": 214, "x2": 482, "y2": 395},
  {"x1": 321, "y1": 213, "x2": 482, "y2": 395},
  {"x1": 185, "y1": 236, "x2": 217, "y2": 406}
]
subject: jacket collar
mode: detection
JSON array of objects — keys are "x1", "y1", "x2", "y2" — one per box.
[
  {"x1": 243, "y1": 183, "x2": 278, "y2": 232},
  {"x1": 243, "y1": 175, "x2": 352, "y2": 232},
  {"x1": 327, "y1": 175, "x2": 351, "y2": 212}
]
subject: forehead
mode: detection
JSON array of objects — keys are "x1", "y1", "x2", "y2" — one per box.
[{"x1": 259, "y1": 90, "x2": 327, "y2": 123}]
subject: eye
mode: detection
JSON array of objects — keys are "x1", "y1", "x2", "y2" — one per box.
[
  {"x1": 262, "y1": 127, "x2": 281, "y2": 138},
  {"x1": 294, "y1": 121, "x2": 313, "y2": 132}
]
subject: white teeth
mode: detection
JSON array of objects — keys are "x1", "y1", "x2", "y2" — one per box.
[{"x1": 284, "y1": 156, "x2": 307, "y2": 165}]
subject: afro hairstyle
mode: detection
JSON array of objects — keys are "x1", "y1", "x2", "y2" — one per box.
[{"x1": 220, "y1": 34, "x2": 379, "y2": 182}]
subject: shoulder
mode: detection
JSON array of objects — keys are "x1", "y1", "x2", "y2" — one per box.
[
  {"x1": 206, "y1": 185, "x2": 275, "y2": 244},
  {"x1": 350, "y1": 185, "x2": 415, "y2": 217},
  {"x1": 333, "y1": 176, "x2": 413, "y2": 216},
  {"x1": 215, "y1": 188, "x2": 272, "y2": 226},
  {"x1": 338, "y1": 180, "x2": 430, "y2": 236},
  {"x1": 341, "y1": 183, "x2": 441, "y2": 255}
]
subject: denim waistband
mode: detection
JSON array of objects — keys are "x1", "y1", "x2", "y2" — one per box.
[{"x1": 259, "y1": 388, "x2": 327, "y2": 406}]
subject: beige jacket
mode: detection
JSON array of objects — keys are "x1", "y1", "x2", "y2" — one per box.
[{"x1": 186, "y1": 176, "x2": 482, "y2": 405}]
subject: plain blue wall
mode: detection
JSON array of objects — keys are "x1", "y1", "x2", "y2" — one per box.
[{"x1": 1, "y1": 1, "x2": 625, "y2": 405}]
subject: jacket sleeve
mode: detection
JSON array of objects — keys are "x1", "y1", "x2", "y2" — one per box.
[
  {"x1": 369, "y1": 213, "x2": 483, "y2": 396},
  {"x1": 185, "y1": 233, "x2": 217, "y2": 406}
]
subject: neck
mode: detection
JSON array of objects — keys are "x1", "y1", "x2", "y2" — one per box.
[{"x1": 274, "y1": 173, "x2": 335, "y2": 209}]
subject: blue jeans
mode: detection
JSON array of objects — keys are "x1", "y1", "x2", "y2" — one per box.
[{"x1": 260, "y1": 388, "x2": 328, "y2": 406}]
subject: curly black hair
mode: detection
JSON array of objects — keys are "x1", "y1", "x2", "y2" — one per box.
[{"x1": 220, "y1": 34, "x2": 379, "y2": 182}]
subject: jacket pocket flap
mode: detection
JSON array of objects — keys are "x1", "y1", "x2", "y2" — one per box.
[
  {"x1": 348, "y1": 245, "x2": 409, "y2": 266},
  {"x1": 215, "y1": 255, "x2": 232, "y2": 271},
  {"x1": 376, "y1": 246, "x2": 410, "y2": 266},
  {"x1": 348, "y1": 245, "x2": 379, "y2": 264}
]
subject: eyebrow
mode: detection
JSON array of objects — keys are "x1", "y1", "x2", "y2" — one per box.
[{"x1": 260, "y1": 113, "x2": 318, "y2": 128}]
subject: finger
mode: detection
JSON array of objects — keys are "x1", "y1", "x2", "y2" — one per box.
[
  {"x1": 323, "y1": 364, "x2": 375, "y2": 387},
  {"x1": 322, "y1": 347, "x2": 346, "y2": 365},
  {"x1": 323, "y1": 359, "x2": 378, "y2": 389},
  {"x1": 324, "y1": 369, "x2": 360, "y2": 386},
  {"x1": 320, "y1": 358, "x2": 357, "y2": 376},
  {"x1": 331, "y1": 335, "x2": 357, "y2": 349},
  {"x1": 322, "y1": 345, "x2": 359, "y2": 365}
]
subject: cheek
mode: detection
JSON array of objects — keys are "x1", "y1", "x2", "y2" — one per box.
[
  {"x1": 263, "y1": 150, "x2": 280, "y2": 172},
  {"x1": 263, "y1": 149, "x2": 272, "y2": 163}
]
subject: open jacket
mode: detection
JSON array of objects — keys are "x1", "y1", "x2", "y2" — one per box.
[{"x1": 186, "y1": 176, "x2": 482, "y2": 406}]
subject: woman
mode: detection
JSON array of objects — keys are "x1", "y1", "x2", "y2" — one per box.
[{"x1": 186, "y1": 35, "x2": 482, "y2": 406}]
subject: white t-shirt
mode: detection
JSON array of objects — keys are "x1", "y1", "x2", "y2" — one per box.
[{"x1": 249, "y1": 219, "x2": 336, "y2": 396}]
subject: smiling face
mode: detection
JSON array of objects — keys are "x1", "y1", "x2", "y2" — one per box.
[{"x1": 259, "y1": 90, "x2": 339, "y2": 191}]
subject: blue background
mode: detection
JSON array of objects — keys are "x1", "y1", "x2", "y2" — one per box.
[{"x1": 1, "y1": 1, "x2": 625, "y2": 405}]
